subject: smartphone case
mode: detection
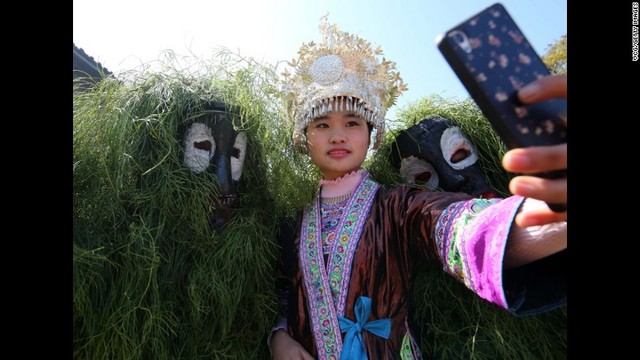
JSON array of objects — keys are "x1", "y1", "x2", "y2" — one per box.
[{"x1": 436, "y1": 2, "x2": 567, "y2": 149}]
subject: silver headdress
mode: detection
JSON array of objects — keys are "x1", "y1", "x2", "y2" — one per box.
[{"x1": 282, "y1": 15, "x2": 408, "y2": 153}]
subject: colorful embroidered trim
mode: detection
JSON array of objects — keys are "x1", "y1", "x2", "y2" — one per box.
[
  {"x1": 400, "y1": 333, "x2": 415, "y2": 360},
  {"x1": 400, "y1": 318, "x2": 423, "y2": 360},
  {"x1": 434, "y1": 198, "x2": 497, "y2": 287},
  {"x1": 300, "y1": 171, "x2": 379, "y2": 360}
]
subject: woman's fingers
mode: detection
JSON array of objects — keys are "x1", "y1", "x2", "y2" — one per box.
[
  {"x1": 516, "y1": 206, "x2": 567, "y2": 227},
  {"x1": 502, "y1": 144, "x2": 567, "y2": 174},
  {"x1": 518, "y1": 74, "x2": 567, "y2": 103},
  {"x1": 509, "y1": 175, "x2": 567, "y2": 204}
]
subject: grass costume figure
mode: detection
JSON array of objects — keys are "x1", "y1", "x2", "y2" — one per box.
[{"x1": 73, "y1": 52, "x2": 297, "y2": 359}]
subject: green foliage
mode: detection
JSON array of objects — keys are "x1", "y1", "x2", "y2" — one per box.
[
  {"x1": 411, "y1": 265, "x2": 566, "y2": 360},
  {"x1": 73, "y1": 50, "x2": 305, "y2": 359},
  {"x1": 542, "y1": 35, "x2": 567, "y2": 75}
]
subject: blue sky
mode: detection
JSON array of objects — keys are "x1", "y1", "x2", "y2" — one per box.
[{"x1": 73, "y1": 0, "x2": 566, "y2": 120}]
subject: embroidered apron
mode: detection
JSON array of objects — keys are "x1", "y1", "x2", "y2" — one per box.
[{"x1": 299, "y1": 172, "x2": 386, "y2": 360}]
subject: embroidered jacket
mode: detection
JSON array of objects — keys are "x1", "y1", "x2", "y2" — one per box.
[{"x1": 274, "y1": 172, "x2": 566, "y2": 359}]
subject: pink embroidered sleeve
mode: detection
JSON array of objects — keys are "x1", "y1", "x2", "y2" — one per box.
[{"x1": 434, "y1": 196, "x2": 524, "y2": 309}]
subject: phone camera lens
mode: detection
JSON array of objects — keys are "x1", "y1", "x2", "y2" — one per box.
[{"x1": 449, "y1": 30, "x2": 472, "y2": 54}]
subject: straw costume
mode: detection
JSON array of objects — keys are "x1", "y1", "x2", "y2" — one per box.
[
  {"x1": 73, "y1": 53, "x2": 292, "y2": 359},
  {"x1": 274, "y1": 17, "x2": 566, "y2": 360}
]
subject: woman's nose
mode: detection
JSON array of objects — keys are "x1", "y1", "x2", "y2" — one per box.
[{"x1": 329, "y1": 130, "x2": 346, "y2": 144}]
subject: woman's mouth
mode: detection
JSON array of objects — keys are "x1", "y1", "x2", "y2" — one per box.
[{"x1": 328, "y1": 148, "x2": 350, "y2": 159}]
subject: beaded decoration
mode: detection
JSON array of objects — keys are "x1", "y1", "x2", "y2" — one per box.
[{"x1": 282, "y1": 15, "x2": 408, "y2": 153}]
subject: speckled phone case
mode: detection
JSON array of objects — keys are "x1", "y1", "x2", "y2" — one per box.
[{"x1": 436, "y1": 2, "x2": 567, "y2": 149}]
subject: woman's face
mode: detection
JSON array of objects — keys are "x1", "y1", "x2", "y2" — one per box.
[{"x1": 306, "y1": 111, "x2": 371, "y2": 180}]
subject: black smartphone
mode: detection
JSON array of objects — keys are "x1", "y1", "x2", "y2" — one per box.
[{"x1": 436, "y1": 2, "x2": 566, "y2": 211}]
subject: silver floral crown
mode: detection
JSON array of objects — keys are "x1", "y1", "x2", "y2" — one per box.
[{"x1": 282, "y1": 15, "x2": 408, "y2": 153}]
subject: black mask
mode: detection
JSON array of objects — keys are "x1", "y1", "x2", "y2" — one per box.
[
  {"x1": 391, "y1": 115, "x2": 496, "y2": 198},
  {"x1": 180, "y1": 102, "x2": 247, "y2": 231}
]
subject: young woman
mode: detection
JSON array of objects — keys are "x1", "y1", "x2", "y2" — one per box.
[{"x1": 270, "y1": 18, "x2": 567, "y2": 360}]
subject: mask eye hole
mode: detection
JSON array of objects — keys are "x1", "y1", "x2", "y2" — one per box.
[
  {"x1": 230, "y1": 132, "x2": 247, "y2": 182},
  {"x1": 184, "y1": 122, "x2": 215, "y2": 174},
  {"x1": 450, "y1": 148, "x2": 471, "y2": 164},
  {"x1": 415, "y1": 171, "x2": 432, "y2": 183},
  {"x1": 441, "y1": 126, "x2": 478, "y2": 170},
  {"x1": 194, "y1": 140, "x2": 212, "y2": 151},
  {"x1": 399, "y1": 156, "x2": 439, "y2": 190}
]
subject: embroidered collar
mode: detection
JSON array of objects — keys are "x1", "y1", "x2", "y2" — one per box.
[{"x1": 319, "y1": 169, "x2": 365, "y2": 199}]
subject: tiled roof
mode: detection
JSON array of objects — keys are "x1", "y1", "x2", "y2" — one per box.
[{"x1": 73, "y1": 43, "x2": 112, "y2": 80}]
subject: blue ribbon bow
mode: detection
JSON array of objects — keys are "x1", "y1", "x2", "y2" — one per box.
[{"x1": 337, "y1": 296, "x2": 391, "y2": 360}]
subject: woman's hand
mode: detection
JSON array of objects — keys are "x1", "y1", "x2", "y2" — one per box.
[
  {"x1": 271, "y1": 330, "x2": 314, "y2": 360},
  {"x1": 502, "y1": 74, "x2": 567, "y2": 227}
]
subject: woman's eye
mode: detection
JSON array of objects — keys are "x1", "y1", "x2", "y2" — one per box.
[{"x1": 314, "y1": 123, "x2": 328, "y2": 128}]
